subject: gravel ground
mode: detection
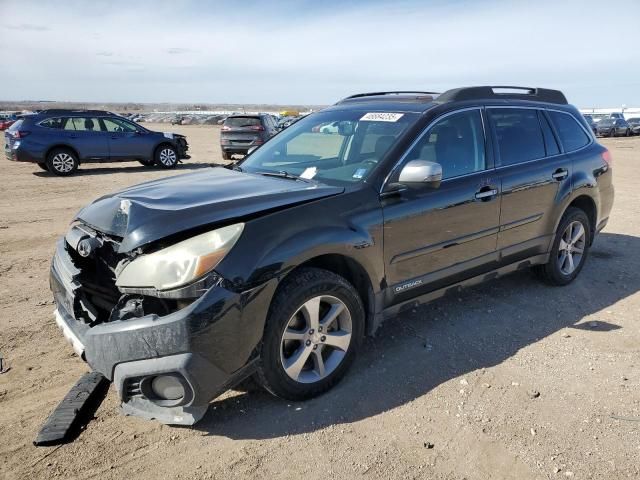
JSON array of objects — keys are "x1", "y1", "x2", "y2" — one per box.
[{"x1": 0, "y1": 125, "x2": 638, "y2": 480}]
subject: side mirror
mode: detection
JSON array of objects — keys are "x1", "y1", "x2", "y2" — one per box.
[{"x1": 398, "y1": 160, "x2": 442, "y2": 188}]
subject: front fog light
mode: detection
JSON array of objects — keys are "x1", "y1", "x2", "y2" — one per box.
[{"x1": 151, "y1": 375, "x2": 185, "y2": 401}]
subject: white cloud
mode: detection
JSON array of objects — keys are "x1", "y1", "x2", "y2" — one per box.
[{"x1": 0, "y1": 0, "x2": 638, "y2": 106}]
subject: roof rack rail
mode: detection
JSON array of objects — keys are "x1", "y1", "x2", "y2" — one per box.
[
  {"x1": 37, "y1": 109, "x2": 115, "y2": 115},
  {"x1": 339, "y1": 91, "x2": 440, "y2": 102},
  {"x1": 436, "y1": 86, "x2": 568, "y2": 105}
]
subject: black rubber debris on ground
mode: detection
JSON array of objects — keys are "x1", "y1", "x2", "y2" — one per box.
[{"x1": 34, "y1": 371, "x2": 110, "y2": 446}]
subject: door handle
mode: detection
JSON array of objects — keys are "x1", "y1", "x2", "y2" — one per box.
[
  {"x1": 552, "y1": 168, "x2": 568, "y2": 181},
  {"x1": 111, "y1": 136, "x2": 119, "y2": 140},
  {"x1": 475, "y1": 187, "x2": 498, "y2": 201},
  {"x1": 67, "y1": 135, "x2": 78, "y2": 139}
]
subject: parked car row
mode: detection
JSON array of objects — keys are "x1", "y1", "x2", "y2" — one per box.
[{"x1": 583, "y1": 113, "x2": 640, "y2": 137}]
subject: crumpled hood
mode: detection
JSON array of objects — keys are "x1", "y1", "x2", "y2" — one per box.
[{"x1": 75, "y1": 168, "x2": 344, "y2": 252}]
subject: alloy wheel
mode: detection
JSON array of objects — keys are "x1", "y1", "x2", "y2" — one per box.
[
  {"x1": 51, "y1": 153, "x2": 75, "y2": 173},
  {"x1": 280, "y1": 295, "x2": 352, "y2": 384},
  {"x1": 557, "y1": 221, "x2": 586, "y2": 275},
  {"x1": 159, "y1": 148, "x2": 177, "y2": 166}
]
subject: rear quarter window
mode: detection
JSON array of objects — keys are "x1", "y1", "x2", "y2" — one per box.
[{"x1": 548, "y1": 111, "x2": 590, "y2": 152}]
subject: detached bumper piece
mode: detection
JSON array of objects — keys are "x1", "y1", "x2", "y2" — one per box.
[{"x1": 34, "y1": 372, "x2": 110, "y2": 446}]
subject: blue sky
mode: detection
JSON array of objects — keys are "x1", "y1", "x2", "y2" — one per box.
[{"x1": 1, "y1": 0, "x2": 639, "y2": 107}]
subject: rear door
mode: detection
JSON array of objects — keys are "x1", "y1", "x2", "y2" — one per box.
[
  {"x1": 101, "y1": 117, "x2": 150, "y2": 160},
  {"x1": 64, "y1": 117, "x2": 109, "y2": 160},
  {"x1": 489, "y1": 107, "x2": 570, "y2": 262}
]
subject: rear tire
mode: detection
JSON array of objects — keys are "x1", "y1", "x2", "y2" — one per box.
[
  {"x1": 626, "y1": 128, "x2": 631, "y2": 137},
  {"x1": 256, "y1": 268, "x2": 364, "y2": 401},
  {"x1": 155, "y1": 145, "x2": 178, "y2": 168},
  {"x1": 46, "y1": 148, "x2": 78, "y2": 176},
  {"x1": 222, "y1": 151, "x2": 232, "y2": 161},
  {"x1": 534, "y1": 207, "x2": 591, "y2": 286}
]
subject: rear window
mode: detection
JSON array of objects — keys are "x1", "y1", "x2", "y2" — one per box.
[
  {"x1": 488, "y1": 108, "x2": 545, "y2": 166},
  {"x1": 224, "y1": 116, "x2": 262, "y2": 127},
  {"x1": 548, "y1": 111, "x2": 590, "y2": 152}
]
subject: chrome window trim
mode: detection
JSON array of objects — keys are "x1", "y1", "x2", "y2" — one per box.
[
  {"x1": 380, "y1": 105, "x2": 595, "y2": 193},
  {"x1": 380, "y1": 107, "x2": 486, "y2": 193}
]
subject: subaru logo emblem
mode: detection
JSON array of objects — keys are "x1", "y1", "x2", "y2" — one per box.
[{"x1": 77, "y1": 239, "x2": 93, "y2": 257}]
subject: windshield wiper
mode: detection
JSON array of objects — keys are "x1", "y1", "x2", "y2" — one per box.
[{"x1": 259, "y1": 170, "x2": 312, "y2": 183}]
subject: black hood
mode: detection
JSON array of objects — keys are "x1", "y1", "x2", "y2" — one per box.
[{"x1": 75, "y1": 168, "x2": 343, "y2": 252}]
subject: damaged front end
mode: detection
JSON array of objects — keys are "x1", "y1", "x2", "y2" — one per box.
[{"x1": 50, "y1": 221, "x2": 275, "y2": 425}]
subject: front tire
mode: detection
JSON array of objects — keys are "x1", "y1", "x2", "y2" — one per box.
[
  {"x1": 256, "y1": 268, "x2": 364, "y2": 401},
  {"x1": 46, "y1": 148, "x2": 78, "y2": 176},
  {"x1": 534, "y1": 207, "x2": 591, "y2": 286},
  {"x1": 155, "y1": 145, "x2": 178, "y2": 168}
]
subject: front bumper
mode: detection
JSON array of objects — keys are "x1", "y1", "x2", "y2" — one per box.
[{"x1": 49, "y1": 238, "x2": 277, "y2": 424}]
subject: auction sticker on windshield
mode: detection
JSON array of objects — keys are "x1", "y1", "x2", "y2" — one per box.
[
  {"x1": 360, "y1": 112, "x2": 404, "y2": 122},
  {"x1": 300, "y1": 167, "x2": 317, "y2": 179}
]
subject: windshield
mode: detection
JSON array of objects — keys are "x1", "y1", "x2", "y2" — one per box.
[
  {"x1": 238, "y1": 110, "x2": 418, "y2": 184},
  {"x1": 598, "y1": 119, "x2": 613, "y2": 126}
]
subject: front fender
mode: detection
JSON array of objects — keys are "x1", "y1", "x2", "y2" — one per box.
[{"x1": 216, "y1": 187, "x2": 385, "y2": 299}]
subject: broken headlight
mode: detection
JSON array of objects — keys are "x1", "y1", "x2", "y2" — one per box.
[{"x1": 115, "y1": 223, "x2": 244, "y2": 291}]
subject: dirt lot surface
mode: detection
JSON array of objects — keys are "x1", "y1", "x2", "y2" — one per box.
[{"x1": 1, "y1": 124, "x2": 639, "y2": 479}]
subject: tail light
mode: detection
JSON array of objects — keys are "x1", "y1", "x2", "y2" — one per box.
[
  {"x1": 601, "y1": 149, "x2": 612, "y2": 167},
  {"x1": 13, "y1": 130, "x2": 30, "y2": 139},
  {"x1": 253, "y1": 138, "x2": 264, "y2": 145},
  {"x1": 221, "y1": 125, "x2": 230, "y2": 131},
  {"x1": 249, "y1": 125, "x2": 264, "y2": 131}
]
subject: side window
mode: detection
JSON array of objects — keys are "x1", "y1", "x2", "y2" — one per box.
[
  {"x1": 489, "y1": 108, "x2": 545, "y2": 166},
  {"x1": 538, "y1": 111, "x2": 560, "y2": 156},
  {"x1": 39, "y1": 117, "x2": 66, "y2": 129},
  {"x1": 548, "y1": 111, "x2": 590, "y2": 152},
  {"x1": 404, "y1": 109, "x2": 486, "y2": 180},
  {"x1": 103, "y1": 118, "x2": 137, "y2": 133},
  {"x1": 69, "y1": 117, "x2": 102, "y2": 132}
]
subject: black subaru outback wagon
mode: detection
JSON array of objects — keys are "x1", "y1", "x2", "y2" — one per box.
[
  {"x1": 50, "y1": 86, "x2": 613, "y2": 425},
  {"x1": 5, "y1": 109, "x2": 189, "y2": 176}
]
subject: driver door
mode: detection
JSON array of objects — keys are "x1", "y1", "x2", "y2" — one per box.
[
  {"x1": 381, "y1": 108, "x2": 500, "y2": 304},
  {"x1": 101, "y1": 117, "x2": 149, "y2": 160}
]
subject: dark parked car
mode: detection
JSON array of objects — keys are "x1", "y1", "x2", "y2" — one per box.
[
  {"x1": 50, "y1": 86, "x2": 613, "y2": 425},
  {"x1": 220, "y1": 114, "x2": 278, "y2": 160},
  {"x1": 5, "y1": 110, "x2": 189, "y2": 176},
  {"x1": 596, "y1": 117, "x2": 631, "y2": 137},
  {"x1": 582, "y1": 114, "x2": 597, "y2": 134},
  {"x1": 627, "y1": 117, "x2": 640, "y2": 135}
]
